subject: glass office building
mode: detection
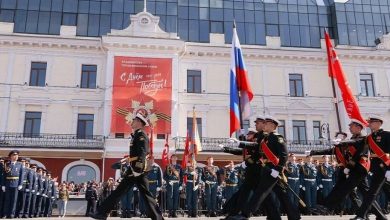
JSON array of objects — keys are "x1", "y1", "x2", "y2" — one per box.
[{"x1": 0, "y1": 0, "x2": 388, "y2": 47}]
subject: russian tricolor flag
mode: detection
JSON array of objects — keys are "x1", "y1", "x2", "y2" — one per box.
[{"x1": 230, "y1": 23, "x2": 253, "y2": 137}]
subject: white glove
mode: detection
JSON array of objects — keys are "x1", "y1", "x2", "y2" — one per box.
[
  {"x1": 317, "y1": 186, "x2": 320, "y2": 190},
  {"x1": 179, "y1": 186, "x2": 183, "y2": 191},
  {"x1": 385, "y1": 171, "x2": 390, "y2": 182},
  {"x1": 133, "y1": 171, "x2": 141, "y2": 177},
  {"x1": 133, "y1": 187, "x2": 137, "y2": 191},
  {"x1": 156, "y1": 187, "x2": 161, "y2": 192},
  {"x1": 1, "y1": 186, "x2": 4, "y2": 192},
  {"x1": 344, "y1": 168, "x2": 350, "y2": 175},
  {"x1": 241, "y1": 162, "x2": 247, "y2": 169},
  {"x1": 18, "y1": 185, "x2": 22, "y2": 190},
  {"x1": 299, "y1": 185, "x2": 302, "y2": 188},
  {"x1": 228, "y1": 138, "x2": 239, "y2": 143},
  {"x1": 270, "y1": 169, "x2": 279, "y2": 178},
  {"x1": 302, "y1": 187, "x2": 306, "y2": 191},
  {"x1": 319, "y1": 184, "x2": 323, "y2": 188}
]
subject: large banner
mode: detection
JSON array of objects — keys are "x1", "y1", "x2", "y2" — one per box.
[{"x1": 111, "y1": 56, "x2": 172, "y2": 134}]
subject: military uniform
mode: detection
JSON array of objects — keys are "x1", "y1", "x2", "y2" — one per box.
[
  {"x1": 34, "y1": 168, "x2": 44, "y2": 217},
  {"x1": 4, "y1": 151, "x2": 24, "y2": 218},
  {"x1": 15, "y1": 158, "x2": 28, "y2": 218},
  {"x1": 223, "y1": 167, "x2": 239, "y2": 201},
  {"x1": 22, "y1": 162, "x2": 33, "y2": 218},
  {"x1": 300, "y1": 160, "x2": 318, "y2": 208},
  {"x1": 39, "y1": 171, "x2": 48, "y2": 217},
  {"x1": 140, "y1": 163, "x2": 162, "y2": 216},
  {"x1": 353, "y1": 128, "x2": 390, "y2": 220},
  {"x1": 85, "y1": 184, "x2": 98, "y2": 216},
  {"x1": 0, "y1": 158, "x2": 6, "y2": 218},
  {"x1": 285, "y1": 160, "x2": 300, "y2": 207},
  {"x1": 29, "y1": 165, "x2": 39, "y2": 218},
  {"x1": 92, "y1": 125, "x2": 163, "y2": 220},
  {"x1": 202, "y1": 164, "x2": 219, "y2": 216},
  {"x1": 164, "y1": 163, "x2": 182, "y2": 217},
  {"x1": 318, "y1": 162, "x2": 335, "y2": 200},
  {"x1": 184, "y1": 165, "x2": 201, "y2": 217},
  {"x1": 119, "y1": 161, "x2": 134, "y2": 218},
  {"x1": 240, "y1": 131, "x2": 300, "y2": 220},
  {"x1": 43, "y1": 175, "x2": 55, "y2": 217}
]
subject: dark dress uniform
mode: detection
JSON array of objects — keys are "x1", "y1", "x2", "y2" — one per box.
[
  {"x1": 164, "y1": 163, "x2": 182, "y2": 217},
  {"x1": 85, "y1": 184, "x2": 98, "y2": 216},
  {"x1": 241, "y1": 132, "x2": 300, "y2": 220},
  {"x1": 184, "y1": 165, "x2": 201, "y2": 217},
  {"x1": 43, "y1": 176, "x2": 55, "y2": 217},
  {"x1": 353, "y1": 129, "x2": 390, "y2": 220},
  {"x1": 34, "y1": 170, "x2": 44, "y2": 217},
  {"x1": 4, "y1": 160, "x2": 24, "y2": 218},
  {"x1": 202, "y1": 164, "x2": 219, "y2": 216},
  {"x1": 39, "y1": 173, "x2": 48, "y2": 217},
  {"x1": 92, "y1": 128, "x2": 163, "y2": 220},
  {"x1": 285, "y1": 161, "x2": 300, "y2": 208},
  {"x1": 119, "y1": 161, "x2": 134, "y2": 217},
  {"x1": 222, "y1": 131, "x2": 265, "y2": 217},
  {"x1": 0, "y1": 160, "x2": 6, "y2": 218}
]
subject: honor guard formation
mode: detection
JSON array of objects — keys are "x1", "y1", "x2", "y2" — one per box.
[{"x1": 85, "y1": 113, "x2": 390, "y2": 220}]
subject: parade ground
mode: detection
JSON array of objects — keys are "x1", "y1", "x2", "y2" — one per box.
[{"x1": 21, "y1": 216, "x2": 390, "y2": 220}]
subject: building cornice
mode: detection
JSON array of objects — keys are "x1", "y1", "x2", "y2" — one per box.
[{"x1": 0, "y1": 33, "x2": 102, "y2": 51}]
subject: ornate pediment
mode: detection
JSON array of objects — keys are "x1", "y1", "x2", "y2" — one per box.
[{"x1": 109, "y1": 11, "x2": 178, "y2": 39}]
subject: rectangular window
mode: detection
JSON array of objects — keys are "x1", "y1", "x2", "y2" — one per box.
[
  {"x1": 187, "y1": 70, "x2": 201, "y2": 93},
  {"x1": 292, "y1": 120, "x2": 307, "y2": 144},
  {"x1": 277, "y1": 120, "x2": 286, "y2": 137},
  {"x1": 289, "y1": 74, "x2": 304, "y2": 97},
  {"x1": 77, "y1": 114, "x2": 94, "y2": 139},
  {"x1": 187, "y1": 117, "x2": 202, "y2": 139},
  {"x1": 80, "y1": 65, "x2": 97, "y2": 89},
  {"x1": 313, "y1": 121, "x2": 321, "y2": 144},
  {"x1": 360, "y1": 73, "x2": 375, "y2": 97},
  {"x1": 29, "y1": 62, "x2": 47, "y2": 87},
  {"x1": 23, "y1": 112, "x2": 42, "y2": 137}
]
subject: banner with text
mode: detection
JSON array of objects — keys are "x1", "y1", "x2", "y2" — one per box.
[{"x1": 111, "y1": 56, "x2": 172, "y2": 134}]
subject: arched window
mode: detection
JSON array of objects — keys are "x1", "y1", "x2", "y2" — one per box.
[{"x1": 67, "y1": 165, "x2": 96, "y2": 184}]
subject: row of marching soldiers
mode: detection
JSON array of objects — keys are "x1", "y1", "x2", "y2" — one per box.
[
  {"x1": 219, "y1": 115, "x2": 390, "y2": 220},
  {"x1": 0, "y1": 150, "x2": 57, "y2": 219}
]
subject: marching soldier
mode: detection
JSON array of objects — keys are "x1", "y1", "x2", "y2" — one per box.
[
  {"x1": 140, "y1": 156, "x2": 163, "y2": 217},
  {"x1": 4, "y1": 150, "x2": 24, "y2": 218},
  {"x1": 40, "y1": 169, "x2": 49, "y2": 217},
  {"x1": 351, "y1": 116, "x2": 390, "y2": 220},
  {"x1": 311, "y1": 119, "x2": 386, "y2": 219},
  {"x1": 90, "y1": 112, "x2": 163, "y2": 220},
  {"x1": 223, "y1": 161, "x2": 238, "y2": 201},
  {"x1": 15, "y1": 157, "x2": 28, "y2": 218},
  {"x1": 285, "y1": 153, "x2": 300, "y2": 208},
  {"x1": 318, "y1": 155, "x2": 335, "y2": 201},
  {"x1": 184, "y1": 155, "x2": 201, "y2": 217},
  {"x1": 236, "y1": 116, "x2": 300, "y2": 220},
  {"x1": 118, "y1": 155, "x2": 134, "y2": 218},
  {"x1": 202, "y1": 156, "x2": 220, "y2": 217},
  {"x1": 300, "y1": 155, "x2": 318, "y2": 209},
  {"x1": 28, "y1": 164, "x2": 38, "y2": 218},
  {"x1": 164, "y1": 154, "x2": 182, "y2": 218}
]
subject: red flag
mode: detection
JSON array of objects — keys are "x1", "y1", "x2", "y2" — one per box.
[
  {"x1": 181, "y1": 131, "x2": 190, "y2": 184},
  {"x1": 161, "y1": 134, "x2": 169, "y2": 169},
  {"x1": 149, "y1": 128, "x2": 154, "y2": 158},
  {"x1": 324, "y1": 31, "x2": 368, "y2": 126}
]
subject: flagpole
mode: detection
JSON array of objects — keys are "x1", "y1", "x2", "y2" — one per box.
[{"x1": 325, "y1": 29, "x2": 342, "y2": 133}]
